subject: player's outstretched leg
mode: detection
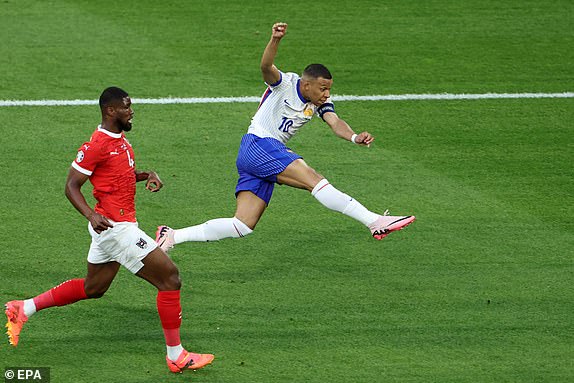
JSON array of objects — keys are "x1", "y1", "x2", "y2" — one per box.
[
  {"x1": 311, "y1": 179, "x2": 415, "y2": 240},
  {"x1": 156, "y1": 217, "x2": 253, "y2": 252},
  {"x1": 5, "y1": 278, "x2": 90, "y2": 347}
]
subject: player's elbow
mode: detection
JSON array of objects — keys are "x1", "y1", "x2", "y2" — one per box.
[
  {"x1": 64, "y1": 181, "x2": 73, "y2": 199},
  {"x1": 260, "y1": 66, "x2": 280, "y2": 85},
  {"x1": 260, "y1": 67, "x2": 272, "y2": 81},
  {"x1": 64, "y1": 180, "x2": 78, "y2": 200}
]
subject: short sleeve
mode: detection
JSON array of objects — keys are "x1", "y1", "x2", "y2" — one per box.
[
  {"x1": 71, "y1": 142, "x2": 103, "y2": 176},
  {"x1": 266, "y1": 71, "x2": 293, "y2": 90}
]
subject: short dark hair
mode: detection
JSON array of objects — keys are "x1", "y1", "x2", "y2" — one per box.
[
  {"x1": 99, "y1": 87, "x2": 129, "y2": 109},
  {"x1": 302, "y1": 64, "x2": 332, "y2": 80}
]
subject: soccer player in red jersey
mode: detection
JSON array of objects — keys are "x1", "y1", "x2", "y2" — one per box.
[{"x1": 4, "y1": 87, "x2": 213, "y2": 373}]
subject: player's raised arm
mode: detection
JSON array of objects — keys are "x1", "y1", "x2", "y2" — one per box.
[
  {"x1": 323, "y1": 112, "x2": 375, "y2": 147},
  {"x1": 260, "y1": 22, "x2": 287, "y2": 85}
]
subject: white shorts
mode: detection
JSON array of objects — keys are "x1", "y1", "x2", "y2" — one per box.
[{"x1": 87, "y1": 221, "x2": 158, "y2": 274}]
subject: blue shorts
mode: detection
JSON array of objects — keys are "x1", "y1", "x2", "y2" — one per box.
[{"x1": 235, "y1": 134, "x2": 301, "y2": 204}]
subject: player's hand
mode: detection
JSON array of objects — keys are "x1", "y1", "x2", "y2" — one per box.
[
  {"x1": 355, "y1": 132, "x2": 375, "y2": 147},
  {"x1": 145, "y1": 171, "x2": 163, "y2": 192},
  {"x1": 271, "y1": 22, "x2": 288, "y2": 39},
  {"x1": 88, "y1": 212, "x2": 114, "y2": 234}
]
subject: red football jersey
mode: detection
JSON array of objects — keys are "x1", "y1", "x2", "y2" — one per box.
[{"x1": 72, "y1": 126, "x2": 137, "y2": 222}]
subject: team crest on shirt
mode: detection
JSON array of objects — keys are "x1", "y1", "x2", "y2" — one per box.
[
  {"x1": 304, "y1": 106, "x2": 314, "y2": 117},
  {"x1": 136, "y1": 238, "x2": 148, "y2": 249},
  {"x1": 76, "y1": 150, "x2": 85, "y2": 163}
]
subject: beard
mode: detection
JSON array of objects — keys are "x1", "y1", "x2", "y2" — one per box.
[{"x1": 118, "y1": 119, "x2": 132, "y2": 132}]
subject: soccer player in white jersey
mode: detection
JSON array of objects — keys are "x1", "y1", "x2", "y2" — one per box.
[{"x1": 156, "y1": 22, "x2": 415, "y2": 250}]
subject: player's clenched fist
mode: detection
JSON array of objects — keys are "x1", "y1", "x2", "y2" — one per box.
[
  {"x1": 272, "y1": 22, "x2": 288, "y2": 38},
  {"x1": 355, "y1": 132, "x2": 375, "y2": 146}
]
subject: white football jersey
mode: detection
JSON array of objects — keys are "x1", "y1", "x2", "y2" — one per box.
[{"x1": 247, "y1": 71, "x2": 334, "y2": 144}]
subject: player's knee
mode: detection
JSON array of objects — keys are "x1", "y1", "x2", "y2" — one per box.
[
  {"x1": 162, "y1": 267, "x2": 182, "y2": 291},
  {"x1": 84, "y1": 284, "x2": 109, "y2": 299},
  {"x1": 232, "y1": 217, "x2": 254, "y2": 238},
  {"x1": 168, "y1": 274, "x2": 182, "y2": 290}
]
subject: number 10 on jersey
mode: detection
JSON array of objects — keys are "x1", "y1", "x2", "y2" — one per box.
[{"x1": 278, "y1": 117, "x2": 293, "y2": 132}]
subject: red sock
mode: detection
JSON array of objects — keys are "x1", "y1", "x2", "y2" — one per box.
[
  {"x1": 157, "y1": 290, "x2": 182, "y2": 346},
  {"x1": 33, "y1": 279, "x2": 88, "y2": 311}
]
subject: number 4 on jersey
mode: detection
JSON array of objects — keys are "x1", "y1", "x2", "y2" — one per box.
[{"x1": 126, "y1": 150, "x2": 135, "y2": 168}]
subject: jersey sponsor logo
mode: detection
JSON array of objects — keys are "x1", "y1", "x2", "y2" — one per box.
[
  {"x1": 76, "y1": 150, "x2": 85, "y2": 163},
  {"x1": 284, "y1": 99, "x2": 291, "y2": 106},
  {"x1": 109, "y1": 151, "x2": 120, "y2": 155},
  {"x1": 136, "y1": 238, "x2": 148, "y2": 249}
]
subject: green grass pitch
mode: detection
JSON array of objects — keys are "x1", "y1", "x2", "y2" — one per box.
[{"x1": 1, "y1": 1, "x2": 572, "y2": 382}]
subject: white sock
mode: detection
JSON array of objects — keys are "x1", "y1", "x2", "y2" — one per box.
[
  {"x1": 311, "y1": 179, "x2": 379, "y2": 226},
  {"x1": 174, "y1": 217, "x2": 253, "y2": 243},
  {"x1": 167, "y1": 344, "x2": 184, "y2": 361},
  {"x1": 23, "y1": 299, "x2": 36, "y2": 318}
]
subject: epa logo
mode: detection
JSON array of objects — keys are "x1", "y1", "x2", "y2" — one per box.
[{"x1": 4, "y1": 367, "x2": 50, "y2": 381}]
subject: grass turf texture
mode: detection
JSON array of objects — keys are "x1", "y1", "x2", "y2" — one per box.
[{"x1": 1, "y1": 0, "x2": 573, "y2": 382}]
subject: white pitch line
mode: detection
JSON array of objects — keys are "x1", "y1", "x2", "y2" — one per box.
[
  {"x1": 0, "y1": 92, "x2": 572, "y2": 107},
  {"x1": 335, "y1": 92, "x2": 574, "y2": 101}
]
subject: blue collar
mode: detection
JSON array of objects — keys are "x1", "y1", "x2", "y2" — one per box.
[{"x1": 296, "y1": 79, "x2": 308, "y2": 103}]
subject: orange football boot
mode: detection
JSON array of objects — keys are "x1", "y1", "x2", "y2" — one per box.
[
  {"x1": 166, "y1": 349, "x2": 214, "y2": 373},
  {"x1": 5, "y1": 300, "x2": 28, "y2": 347}
]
